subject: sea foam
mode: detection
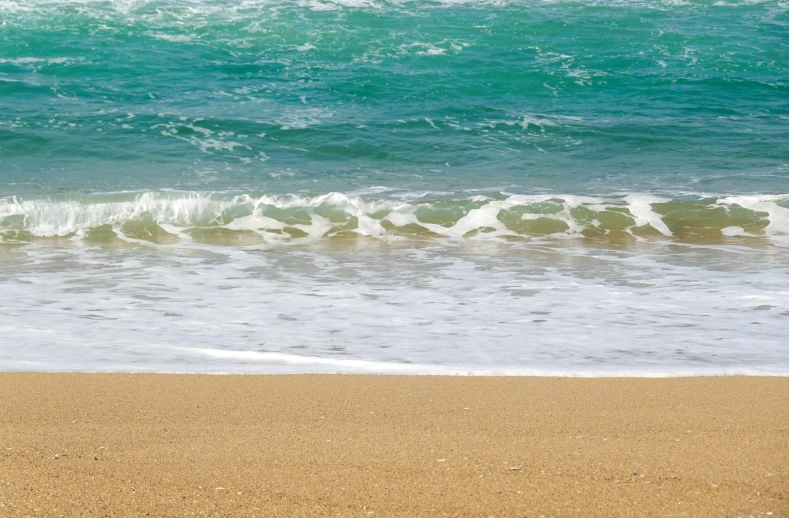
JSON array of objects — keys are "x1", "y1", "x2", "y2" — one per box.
[
  {"x1": 2, "y1": 191, "x2": 787, "y2": 246},
  {"x1": 1, "y1": 240, "x2": 787, "y2": 375}
]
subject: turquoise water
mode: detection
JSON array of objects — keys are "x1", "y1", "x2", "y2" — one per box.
[
  {"x1": 1, "y1": 0, "x2": 788, "y2": 374},
  {"x1": 1, "y1": 0, "x2": 787, "y2": 198}
]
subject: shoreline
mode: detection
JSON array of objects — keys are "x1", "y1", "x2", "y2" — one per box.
[
  {"x1": 3, "y1": 368, "x2": 789, "y2": 377},
  {"x1": 1, "y1": 374, "x2": 787, "y2": 516}
]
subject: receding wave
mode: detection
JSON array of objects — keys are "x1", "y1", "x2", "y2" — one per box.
[{"x1": 1, "y1": 191, "x2": 787, "y2": 246}]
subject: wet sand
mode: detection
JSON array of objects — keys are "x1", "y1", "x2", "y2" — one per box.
[{"x1": 0, "y1": 374, "x2": 786, "y2": 516}]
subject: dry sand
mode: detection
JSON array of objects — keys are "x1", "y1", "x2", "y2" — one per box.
[{"x1": 0, "y1": 374, "x2": 787, "y2": 517}]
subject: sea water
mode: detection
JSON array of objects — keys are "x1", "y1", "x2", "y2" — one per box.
[{"x1": 0, "y1": 0, "x2": 787, "y2": 374}]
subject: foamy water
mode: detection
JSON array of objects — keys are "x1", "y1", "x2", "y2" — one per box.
[
  {"x1": 2, "y1": 191, "x2": 788, "y2": 246},
  {"x1": 1, "y1": 238, "x2": 787, "y2": 375}
]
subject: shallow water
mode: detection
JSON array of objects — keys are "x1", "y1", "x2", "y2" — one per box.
[{"x1": 1, "y1": 239, "x2": 788, "y2": 374}]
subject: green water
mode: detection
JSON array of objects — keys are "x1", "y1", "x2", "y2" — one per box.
[{"x1": 1, "y1": 0, "x2": 787, "y2": 199}]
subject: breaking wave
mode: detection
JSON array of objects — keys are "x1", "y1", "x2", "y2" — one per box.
[{"x1": 1, "y1": 191, "x2": 787, "y2": 246}]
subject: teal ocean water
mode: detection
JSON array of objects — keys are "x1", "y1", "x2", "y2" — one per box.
[{"x1": 1, "y1": 0, "x2": 787, "y2": 374}]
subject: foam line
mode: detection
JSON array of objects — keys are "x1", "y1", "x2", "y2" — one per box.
[{"x1": 1, "y1": 191, "x2": 787, "y2": 245}]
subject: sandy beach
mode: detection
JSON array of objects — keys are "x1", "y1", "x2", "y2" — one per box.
[{"x1": 0, "y1": 374, "x2": 786, "y2": 516}]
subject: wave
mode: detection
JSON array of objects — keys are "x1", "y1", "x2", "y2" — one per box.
[{"x1": 1, "y1": 191, "x2": 787, "y2": 246}]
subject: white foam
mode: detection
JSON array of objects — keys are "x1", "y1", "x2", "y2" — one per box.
[
  {"x1": 296, "y1": 0, "x2": 382, "y2": 11},
  {"x1": 275, "y1": 107, "x2": 334, "y2": 130},
  {"x1": 1, "y1": 242, "x2": 787, "y2": 375},
  {"x1": 624, "y1": 194, "x2": 673, "y2": 236},
  {"x1": 397, "y1": 42, "x2": 455, "y2": 57},
  {"x1": 0, "y1": 193, "x2": 238, "y2": 237},
  {"x1": 383, "y1": 209, "x2": 421, "y2": 227},
  {"x1": 421, "y1": 202, "x2": 509, "y2": 238},
  {"x1": 158, "y1": 223, "x2": 193, "y2": 241},
  {"x1": 0, "y1": 56, "x2": 77, "y2": 66},
  {"x1": 721, "y1": 226, "x2": 753, "y2": 237},
  {"x1": 148, "y1": 32, "x2": 196, "y2": 42},
  {"x1": 1, "y1": 192, "x2": 787, "y2": 246},
  {"x1": 146, "y1": 348, "x2": 789, "y2": 376},
  {"x1": 194, "y1": 348, "x2": 460, "y2": 373},
  {"x1": 717, "y1": 195, "x2": 789, "y2": 245}
]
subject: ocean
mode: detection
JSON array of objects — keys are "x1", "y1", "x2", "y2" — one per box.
[{"x1": 1, "y1": 0, "x2": 787, "y2": 375}]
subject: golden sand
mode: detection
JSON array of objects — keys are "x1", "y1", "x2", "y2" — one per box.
[{"x1": 0, "y1": 374, "x2": 787, "y2": 516}]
